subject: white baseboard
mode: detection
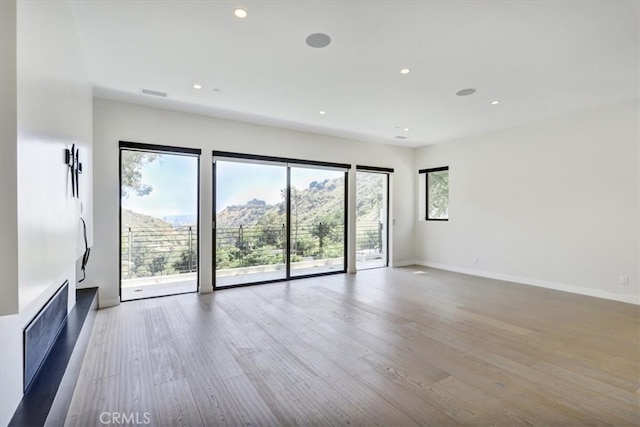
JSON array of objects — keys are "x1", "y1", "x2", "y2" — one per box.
[
  {"x1": 199, "y1": 286, "x2": 214, "y2": 294},
  {"x1": 392, "y1": 260, "x2": 418, "y2": 268},
  {"x1": 415, "y1": 261, "x2": 640, "y2": 305},
  {"x1": 99, "y1": 297, "x2": 120, "y2": 308}
]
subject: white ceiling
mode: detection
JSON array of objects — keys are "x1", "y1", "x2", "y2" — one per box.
[{"x1": 68, "y1": 0, "x2": 639, "y2": 147}]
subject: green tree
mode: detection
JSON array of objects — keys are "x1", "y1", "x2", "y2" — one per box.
[
  {"x1": 428, "y1": 171, "x2": 449, "y2": 219},
  {"x1": 279, "y1": 187, "x2": 302, "y2": 255},
  {"x1": 150, "y1": 253, "x2": 167, "y2": 275},
  {"x1": 121, "y1": 151, "x2": 159, "y2": 198},
  {"x1": 173, "y1": 248, "x2": 196, "y2": 273}
]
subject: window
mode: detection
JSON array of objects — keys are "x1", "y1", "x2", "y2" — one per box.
[
  {"x1": 421, "y1": 166, "x2": 449, "y2": 220},
  {"x1": 355, "y1": 166, "x2": 392, "y2": 270},
  {"x1": 119, "y1": 141, "x2": 201, "y2": 301},
  {"x1": 212, "y1": 150, "x2": 349, "y2": 288}
]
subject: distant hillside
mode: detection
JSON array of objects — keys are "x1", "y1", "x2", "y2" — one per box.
[
  {"x1": 121, "y1": 209, "x2": 194, "y2": 278},
  {"x1": 216, "y1": 173, "x2": 384, "y2": 227},
  {"x1": 122, "y1": 171, "x2": 384, "y2": 230},
  {"x1": 122, "y1": 209, "x2": 175, "y2": 230},
  {"x1": 217, "y1": 202, "x2": 278, "y2": 227},
  {"x1": 163, "y1": 214, "x2": 197, "y2": 226},
  {"x1": 120, "y1": 173, "x2": 385, "y2": 276}
]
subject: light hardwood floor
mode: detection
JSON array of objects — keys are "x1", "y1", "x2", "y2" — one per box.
[{"x1": 65, "y1": 267, "x2": 640, "y2": 426}]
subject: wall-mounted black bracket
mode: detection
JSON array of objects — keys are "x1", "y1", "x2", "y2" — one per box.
[{"x1": 64, "y1": 144, "x2": 81, "y2": 198}]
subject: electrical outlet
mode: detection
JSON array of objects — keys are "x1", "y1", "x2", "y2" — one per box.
[{"x1": 619, "y1": 276, "x2": 630, "y2": 285}]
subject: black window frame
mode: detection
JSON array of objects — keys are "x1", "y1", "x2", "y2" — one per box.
[
  {"x1": 119, "y1": 140, "x2": 202, "y2": 301},
  {"x1": 212, "y1": 150, "x2": 349, "y2": 290},
  {"x1": 355, "y1": 165, "x2": 393, "y2": 269},
  {"x1": 419, "y1": 166, "x2": 449, "y2": 221}
]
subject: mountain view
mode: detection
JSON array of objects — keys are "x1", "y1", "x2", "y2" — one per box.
[
  {"x1": 217, "y1": 175, "x2": 383, "y2": 227},
  {"x1": 122, "y1": 172, "x2": 385, "y2": 277},
  {"x1": 121, "y1": 209, "x2": 197, "y2": 279}
]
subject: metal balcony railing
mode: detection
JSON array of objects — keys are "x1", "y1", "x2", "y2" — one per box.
[
  {"x1": 216, "y1": 222, "x2": 346, "y2": 269},
  {"x1": 121, "y1": 221, "x2": 384, "y2": 278},
  {"x1": 121, "y1": 226, "x2": 198, "y2": 279}
]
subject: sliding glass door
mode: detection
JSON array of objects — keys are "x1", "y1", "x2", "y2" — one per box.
[
  {"x1": 120, "y1": 142, "x2": 200, "y2": 301},
  {"x1": 214, "y1": 160, "x2": 287, "y2": 286},
  {"x1": 214, "y1": 152, "x2": 348, "y2": 288},
  {"x1": 289, "y1": 166, "x2": 346, "y2": 277},
  {"x1": 356, "y1": 170, "x2": 389, "y2": 270}
]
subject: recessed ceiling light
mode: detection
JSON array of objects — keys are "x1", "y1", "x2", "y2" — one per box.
[
  {"x1": 491, "y1": 100, "x2": 500, "y2": 105},
  {"x1": 234, "y1": 8, "x2": 247, "y2": 18},
  {"x1": 193, "y1": 84, "x2": 202, "y2": 89},
  {"x1": 319, "y1": 110, "x2": 327, "y2": 115},
  {"x1": 306, "y1": 33, "x2": 331, "y2": 48},
  {"x1": 400, "y1": 68, "x2": 411, "y2": 75},
  {"x1": 403, "y1": 128, "x2": 410, "y2": 132},
  {"x1": 456, "y1": 88, "x2": 476, "y2": 96}
]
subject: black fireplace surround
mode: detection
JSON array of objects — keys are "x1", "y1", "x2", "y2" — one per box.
[{"x1": 24, "y1": 281, "x2": 69, "y2": 392}]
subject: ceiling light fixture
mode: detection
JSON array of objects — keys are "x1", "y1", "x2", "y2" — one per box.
[
  {"x1": 319, "y1": 110, "x2": 327, "y2": 115},
  {"x1": 400, "y1": 68, "x2": 411, "y2": 75},
  {"x1": 234, "y1": 8, "x2": 247, "y2": 18},
  {"x1": 403, "y1": 128, "x2": 410, "y2": 132},
  {"x1": 491, "y1": 100, "x2": 500, "y2": 105},
  {"x1": 456, "y1": 88, "x2": 476, "y2": 96},
  {"x1": 193, "y1": 84, "x2": 202, "y2": 89}
]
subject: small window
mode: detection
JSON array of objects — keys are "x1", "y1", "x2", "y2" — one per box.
[{"x1": 422, "y1": 167, "x2": 449, "y2": 220}]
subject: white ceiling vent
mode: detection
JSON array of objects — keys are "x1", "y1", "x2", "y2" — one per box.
[
  {"x1": 456, "y1": 88, "x2": 476, "y2": 96},
  {"x1": 140, "y1": 88, "x2": 168, "y2": 97}
]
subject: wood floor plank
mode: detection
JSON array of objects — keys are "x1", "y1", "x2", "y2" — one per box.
[
  {"x1": 220, "y1": 374, "x2": 283, "y2": 426},
  {"x1": 355, "y1": 368, "x2": 460, "y2": 425},
  {"x1": 174, "y1": 331, "x2": 248, "y2": 425},
  {"x1": 66, "y1": 375, "x2": 120, "y2": 426},
  {"x1": 117, "y1": 303, "x2": 160, "y2": 419},
  {"x1": 234, "y1": 350, "x2": 332, "y2": 426},
  {"x1": 76, "y1": 306, "x2": 122, "y2": 382},
  {"x1": 153, "y1": 377, "x2": 204, "y2": 427},
  {"x1": 142, "y1": 306, "x2": 187, "y2": 385},
  {"x1": 65, "y1": 267, "x2": 640, "y2": 426},
  {"x1": 296, "y1": 350, "x2": 418, "y2": 426},
  {"x1": 293, "y1": 376, "x2": 374, "y2": 426},
  {"x1": 404, "y1": 318, "x2": 639, "y2": 424}
]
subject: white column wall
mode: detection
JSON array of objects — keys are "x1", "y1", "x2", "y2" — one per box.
[{"x1": 0, "y1": 1, "x2": 93, "y2": 425}]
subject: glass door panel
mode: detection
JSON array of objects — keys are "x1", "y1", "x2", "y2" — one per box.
[
  {"x1": 289, "y1": 166, "x2": 346, "y2": 277},
  {"x1": 215, "y1": 160, "x2": 287, "y2": 286},
  {"x1": 120, "y1": 149, "x2": 199, "y2": 301},
  {"x1": 356, "y1": 171, "x2": 388, "y2": 270}
]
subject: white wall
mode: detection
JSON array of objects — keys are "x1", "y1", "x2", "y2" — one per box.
[
  {"x1": 0, "y1": 0, "x2": 18, "y2": 317},
  {"x1": 414, "y1": 101, "x2": 640, "y2": 304},
  {"x1": 91, "y1": 98, "x2": 415, "y2": 307},
  {"x1": 16, "y1": 0, "x2": 94, "y2": 310},
  {"x1": 0, "y1": 1, "x2": 93, "y2": 425}
]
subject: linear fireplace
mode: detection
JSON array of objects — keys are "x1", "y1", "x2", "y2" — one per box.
[{"x1": 23, "y1": 281, "x2": 69, "y2": 391}]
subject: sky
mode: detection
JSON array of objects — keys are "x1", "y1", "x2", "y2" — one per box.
[
  {"x1": 121, "y1": 153, "x2": 198, "y2": 218},
  {"x1": 121, "y1": 155, "x2": 343, "y2": 218},
  {"x1": 216, "y1": 161, "x2": 343, "y2": 213}
]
